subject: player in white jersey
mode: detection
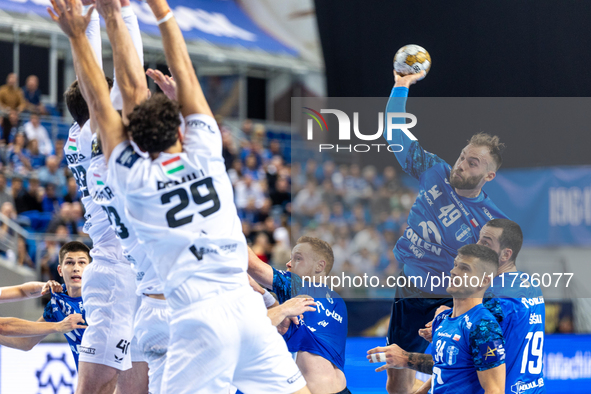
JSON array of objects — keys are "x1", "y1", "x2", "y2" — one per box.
[
  {"x1": 48, "y1": 0, "x2": 310, "y2": 392},
  {"x1": 58, "y1": 3, "x2": 147, "y2": 393},
  {"x1": 88, "y1": 135, "x2": 171, "y2": 394}
]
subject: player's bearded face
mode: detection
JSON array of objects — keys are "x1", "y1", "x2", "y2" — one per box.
[{"x1": 449, "y1": 168, "x2": 484, "y2": 190}]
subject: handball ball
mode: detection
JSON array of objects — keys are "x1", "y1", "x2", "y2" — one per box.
[{"x1": 393, "y1": 45, "x2": 431, "y2": 76}]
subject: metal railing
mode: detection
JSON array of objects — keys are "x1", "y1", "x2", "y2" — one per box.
[{"x1": 0, "y1": 211, "x2": 89, "y2": 280}]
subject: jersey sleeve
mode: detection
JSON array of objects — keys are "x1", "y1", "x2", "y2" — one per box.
[
  {"x1": 469, "y1": 316, "x2": 506, "y2": 371},
  {"x1": 272, "y1": 268, "x2": 303, "y2": 304},
  {"x1": 107, "y1": 140, "x2": 142, "y2": 195},
  {"x1": 384, "y1": 86, "x2": 446, "y2": 179},
  {"x1": 182, "y1": 114, "x2": 223, "y2": 160},
  {"x1": 42, "y1": 299, "x2": 56, "y2": 322}
]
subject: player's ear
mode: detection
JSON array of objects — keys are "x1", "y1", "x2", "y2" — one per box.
[
  {"x1": 177, "y1": 127, "x2": 184, "y2": 143},
  {"x1": 316, "y1": 259, "x2": 326, "y2": 275},
  {"x1": 499, "y1": 248, "x2": 513, "y2": 264},
  {"x1": 57, "y1": 264, "x2": 63, "y2": 277},
  {"x1": 485, "y1": 170, "x2": 496, "y2": 182}
]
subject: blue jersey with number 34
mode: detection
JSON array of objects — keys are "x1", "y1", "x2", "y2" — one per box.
[
  {"x1": 385, "y1": 87, "x2": 509, "y2": 294},
  {"x1": 431, "y1": 305, "x2": 505, "y2": 394}
]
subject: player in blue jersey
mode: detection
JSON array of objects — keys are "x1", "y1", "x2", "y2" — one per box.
[
  {"x1": 383, "y1": 71, "x2": 509, "y2": 394},
  {"x1": 0, "y1": 241, "x2": 89, "y2": 368},
  {"x1": 418, "y1": 219, "x2": 546, "y2": 394},
  {"x1": 248, "y1": 236, "x2": 350, "y2": 394},
  {"x1": 368, "y1": 244, "x2": 506, "y2": 394}
]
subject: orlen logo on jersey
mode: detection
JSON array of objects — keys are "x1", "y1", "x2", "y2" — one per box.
[
  {"x1": 303, "y1": 108, "x2": 417, "y2": 153},
  {"x1": 511, "y1": 378, "x2": 544, "y2": 394}
]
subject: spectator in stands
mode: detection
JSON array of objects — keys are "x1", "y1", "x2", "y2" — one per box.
[
  {"x1": 235, "y1": 174, "x2": 266, "y2": 217},
  {"x1": 269, "y1": 177, "x2": 290, "y2": 214},
  {"x1": 0, "y1": 171, "x2": 14, "y2": 207},
  {"x1": 54, "y1": 139, "x2": 68, "y2": 168},
  {"x1": 22, "y1": 75, "x2": 46, "y2": 115},
  {"x1": 15, "y1": 176, "x2": 42, "y2": 213},
  {"x1": 0, "y1": 73, "x2": 26, "y2": 114},
  {"x1": 7, "y1": 133, "x2": 32, "y2": 175},
  {"x1": 221, "y1": 131, "x2": 236, "y2": 170},
  {"x1": 47, "y1": 202, "x2": 79, "y2": 235},
  {"x1": 0, "y1": 201, "x2": 17, "y2": 258},
  {"x1": 2, "y1": 110, "x2": 22, "y2": 144},
  {"x1": 383, "y1": 165, "x2": 401, "y2": 192},
  {"x1": 10, "y1": 176, "x2": 24, "y2": 212},
  {"x1": 38, "y1": 156, "x2": 66, "y2": 193},
  {"x1": 241, "y1": 118, "x2": 253, "y2": 138},
  {"x1": 41, "y1": 183, "x2": 62, "y2": 214},
  {"x1": 243, "y1": 153, "x2": 264, "y2": 181},
  {"x1": 16, "y1": 236, "x2": 34, "y2": 269},
  {"x1": 62, "y1": 177, "x2": 80, "y2": 203},
  {"x1": 251, "y1": 232, "x2": 270, "y2": 263},
  {"x1": 40, "y1": 224, "x2": 70, "y2": 283},
  {"x1": 268, "y1": 140, "x2": 283, "y2": 161},
  {"x1": 26, "y1": 139, "x2": 46, "y2": 170},
  {"x1": 23, "y1": 112, "x2": 53, "y2": 155},
  {"x1": 292, "y1": 179, "x2": 323, "y2": 222},
  {"x1": 70, "y1": 202, "x2": 85, "y2": 234}
]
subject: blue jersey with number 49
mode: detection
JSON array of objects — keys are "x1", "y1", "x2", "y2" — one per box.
[
  {"x1": 385, "y1": 87, "x2": 509, "y2": 294},
  {"x1": 431, "y1": 305, "x2": 505, "y2": 394},
  {"x1": 43, "y1": 284, "x2": 86, "y2": 368},
  {"x1": 484, "y1": 272, "x2": 546, "y2": 394}
]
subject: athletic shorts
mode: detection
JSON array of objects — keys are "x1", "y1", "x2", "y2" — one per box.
[
  {"x1": 387, "y1": 274, "x2": 453, "y2": 353},
  {"x1": 134, "y1": 295, "x2": 170, "y2": 394},
  {"x1": 79, "y1": 259, "x2": 137, "y2": 371},
  {"x1": 161, "y1": 285, "x2": 307, "y2": 394}
]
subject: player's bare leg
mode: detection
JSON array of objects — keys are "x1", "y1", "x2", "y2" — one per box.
[
  {"x1": 76, "y1": 362, "x2": 118, "y2": 394},
  {"x1": 386, "y1": 368, "x2": 416, "y2": 394},
  {"x1": 114, "y1": 362, "x2": 149, "y2": 394}
]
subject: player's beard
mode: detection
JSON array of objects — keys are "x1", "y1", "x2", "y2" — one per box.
[{"x1": 449, "y1": 169, "x2": 484, "y2": 190}]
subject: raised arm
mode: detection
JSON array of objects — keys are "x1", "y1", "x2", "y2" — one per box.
[
  {"x1": 145, "y1": 0, "x2": 213, "y2": 118},
  {"x1": 247, "y1": 246, "x2": 274, "y2": 289},
  {"x1": 48, "y1": 0, "x2": 124, "y2": 161},
  {"x1": 96, "y1": 0, "x2": 147, "y2": 121},
  {"x1": 367, "y1": 343, "x2": 434, "y2": 374},
  {"x1": 384, "y1": 71, "x2": 446, "y2": 179}
]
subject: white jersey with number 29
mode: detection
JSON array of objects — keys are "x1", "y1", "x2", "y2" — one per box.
[{"x1": 107, "y1": 114, "x2": 247, "y2": 298}]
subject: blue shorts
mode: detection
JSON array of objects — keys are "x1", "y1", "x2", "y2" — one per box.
[{"x1": 387, "y1": 275, "x2": 453, "y2": 353}]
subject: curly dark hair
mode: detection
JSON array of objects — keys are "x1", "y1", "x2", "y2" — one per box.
[
  {"x1": 64, "y1": 77, "x2": 113, "y2": 126},
  {"x1": 127, "y1": 93, "x2": 181, "y2": 153}
]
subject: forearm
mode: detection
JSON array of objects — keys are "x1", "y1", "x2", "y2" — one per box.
[
  {"x1": 0, "y1": 282, "x2": 43, "y2": 302},
  {"x1": 246, "y1": 246, "x2": 274, "y2": 289},
  {"x1": 69, "y1": 34, "x2": 111, "y2": 117},
  {"x1": 412, "y1": 377, "x2": 432, "y2": 394},
  {"x1": 404, "y1": 351, "x2": 434, "y2": 374},
  {"x1": 267, "y1": 306, "x2": 288, "y2": 327},
  {"x1": 0, "y1": 334, "x2": 44, "y2": 351},
  {"x1": 104, "y1": 9, "x2": 146, "y2": 116},
  {"x1": 152, "y1": 5, "x2": 212, "y2": 117},
  {"x1": 384, "y1": 86, "x2": 412, "y2": 165},
  {"x1": 0, "y1": 318, "x2": 59, "y2": 337}
]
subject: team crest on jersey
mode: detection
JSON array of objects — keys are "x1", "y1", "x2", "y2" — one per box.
[
  {"x1": 446, "y1": 345, "x2": 459, "y2": 365},
  {"x1": 116, "y1": 145, "x2": 140, "y2": 168},
  {"x1": 91, "y1": 136, "x2": 103, "y2": 158},
  {"x1": 186, "y1": 119, "x2": 216, "y2": 133},
  {"x1": 455, "y1": 224, "x2": 472, "y2": 242}
]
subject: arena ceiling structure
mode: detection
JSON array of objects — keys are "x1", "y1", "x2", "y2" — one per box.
[{"x1": 0, "y1": 0, "x2": 322, "y2": 119}]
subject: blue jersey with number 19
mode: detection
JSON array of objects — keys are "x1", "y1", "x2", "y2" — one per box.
[
  {"x1": 431, "y1": 305, "x2": 505, "y2": 394},
  {"x1": 108, "y1": 114, "x2": 248, "y2": 299},
  {"x1": 484, "y1": 272, "x2": 546, "y2": 394},
  {"x1": 384, "y1": 87, "x2": 509, "y2": 294}
]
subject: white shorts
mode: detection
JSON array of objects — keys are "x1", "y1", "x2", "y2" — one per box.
[
  {"x1": 80, "y1": 259, "x2": 137, "y2": 371},
  {"x1": 130, "y1": 295, "x2": 146, "y2": 363},
  {"x1": 161, "y1": 286, "x2": 306, "y2": 394},
  {"x1": 134, "y1": 295, "x2": 171, "y2": 394}
]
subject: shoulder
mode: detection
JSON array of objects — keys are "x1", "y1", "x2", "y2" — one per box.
[
  {"x1": 110, "y1": 141, "x2": 142, "y2": 170},
  {"x1": 433, "y1": 308, "x2": 452, "y2": 329}
]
